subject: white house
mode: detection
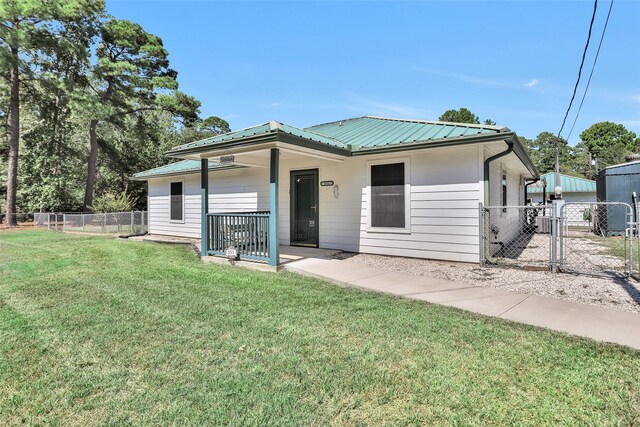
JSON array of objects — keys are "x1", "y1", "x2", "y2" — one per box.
[{"x1": 132, "y1": 116, "x2": 537, "y2": 266}]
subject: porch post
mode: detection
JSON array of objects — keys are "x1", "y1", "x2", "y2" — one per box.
[
  {"x1": 269, "y1": 148, "x2": 279, "y2": 266},
  {"x1": 201, "y1": 158, "x2": 209, "y2": 256}
]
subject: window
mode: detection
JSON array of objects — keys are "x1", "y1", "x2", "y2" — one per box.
[
  {"x1": 501, "y1": 168, "x2": 507, "y2": 213},
  {"x1": 170, "y1": 181, "x2": 183, "y2": 221},
  {"x1": 371, "y1": 162, "x2": 405, "y2": 228}
]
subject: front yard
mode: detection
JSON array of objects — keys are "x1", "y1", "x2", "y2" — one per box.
[{"x1": 1, "y1": 230, "x2": 639, "y2": 425}]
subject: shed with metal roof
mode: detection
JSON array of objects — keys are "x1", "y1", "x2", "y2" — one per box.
[{"x1": 528, "y1": 172, "x2": 596, "y2": 198}]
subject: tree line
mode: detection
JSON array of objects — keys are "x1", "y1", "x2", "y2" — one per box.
[
  {"x1": 0, "y1": 1, "x2": 229, "y2": 224},
  {"x1": 439, "y1": 108, "x2": 640, "y2": 179},
  {"x1": 1, "y1": 2, "x2": 637, "y2": 224}
]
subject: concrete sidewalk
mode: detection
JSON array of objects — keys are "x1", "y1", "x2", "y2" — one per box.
[{"x1": 284, "y1": 257, "x2": 640, "y2": 350}]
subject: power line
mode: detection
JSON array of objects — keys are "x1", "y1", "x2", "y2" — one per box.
[
  {"x1": 557, "y1": 0, "x2": 599, "y2": 139},
  {"x1": 566, "y1": 0, "x2": 615, "y2": 141}
]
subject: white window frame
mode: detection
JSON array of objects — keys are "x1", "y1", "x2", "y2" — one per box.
[
  {"x1": 500, "y1": 165, "x2": 508, "y2": 215},
  {"x1": 169, "y1": 179, "x2": 185, "y2": 224},
  {"x1": 366, "y1": 157, "x2": 411, "y2": 234}
]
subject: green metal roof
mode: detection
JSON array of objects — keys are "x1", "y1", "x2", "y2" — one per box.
[
  {"x1": 529, "y1": 172, "x2": 596, "y2": 193},
  {"x1": 170, "y1": 120, "x2": 348, "y2": 153},
  {"x1": 169, "y1": 116, "x2": 504, "y2": 155},
  {"x1": 130, "y1": 160, "x2": 237, "y2": 180},
  {"x1": 136, "y1": 115, "x2": 535, "y2": 180},
  {"x1": 306, "y1": 116, "x2": 504, "y2": 149}
]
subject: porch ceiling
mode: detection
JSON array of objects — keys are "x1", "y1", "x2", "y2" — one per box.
[{"x1": 193, "y1": 146, "x2": 346, "y2": 169}]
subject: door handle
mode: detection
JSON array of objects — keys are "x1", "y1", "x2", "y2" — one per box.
[{"x1": 311, "y1": 206, "x2": 317, "y2": 211}]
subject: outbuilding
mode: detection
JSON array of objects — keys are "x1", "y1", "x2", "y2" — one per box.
[
  {"x1": 596, "y1": 158, "x2": 640, "y2": 234},
  {"x1": 528, "y1": 172, "x2": 596, "y2": 204}
]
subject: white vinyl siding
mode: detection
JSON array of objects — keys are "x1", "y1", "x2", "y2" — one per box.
[
  {"x1": 145, "y1": 142, "x2": 535, "y2": 264},
  {"x1": 359, "y1": 147, "x2": 481, "y2": 263},
  {"x1": 488, "y1": 160, "x2": 524, "y2": 251}
]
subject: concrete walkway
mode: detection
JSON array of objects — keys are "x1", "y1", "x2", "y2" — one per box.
[{"x1": 284, "y1": 257, "x2": 640, "y2": 350}]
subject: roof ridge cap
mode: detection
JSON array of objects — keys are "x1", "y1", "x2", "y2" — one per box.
[
  {"x1": 364, "y1": 115, "x2": 507, "y2": 132},
  {"x1": 542, "y1": 172, "x2": 595, "y2": 182},
  {"x1": 304, "y1": 116, "x2": 366, "y2": 129},
  {"x1": 278, "y1": 121, "x2": 349, "y2": 148}
]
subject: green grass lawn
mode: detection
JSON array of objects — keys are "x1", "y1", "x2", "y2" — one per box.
[{"x1": 1, "y1": 230, "x2": 639, "y2": 426}]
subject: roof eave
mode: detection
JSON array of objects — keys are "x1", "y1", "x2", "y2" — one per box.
[
  {"x1": 509, "y1": 133, "x2": 539, "y2": 178},
  {"x1": 165, "y1": 131, "x2": 351, "y2": 159},
  {"x1": 349, "y1": 131, "x2": 537, "y2": 178},
  {"x1": 129, "y1": 164, "x2": 242, "y2": 181}
]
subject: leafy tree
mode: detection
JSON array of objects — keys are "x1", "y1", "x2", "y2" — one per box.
[
  {"x1": 95, "y1": 109, "x2": 184, "y2": 211},
  {"x1": 439, "y1": 107, "x2": 479, "y2": 124},
  {"x1": 89, "y1": 190, "x2": 135, "y2": 212},
  {"x1": 438, "y1": 107, "x2": 496, "y2": 126},
  {"x1": 176, "y1": 115, "x2": 230, "y2": 145},
  {"x1": 577, "y1": 122, "x2": 639, "y2": 177},
  {"x1": 198, "y1": 116, "x2": 231, "y2": 135},
  {"x1": 523, "y1": 132, "x2": 574, "y2": 176},
  {"x1": 17, "y1": 12, "x2": 103, "y2": 212},
  {"x1": 0, "y1": 0, "x2": 104, "y2": 224},
  {"x1": 80, "y1": 18, "x2": 200, "y2": 211}
]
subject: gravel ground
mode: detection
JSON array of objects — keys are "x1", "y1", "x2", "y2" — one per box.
[{"x1": 333, "y1": 252, "x2": 640, "y2": 314}]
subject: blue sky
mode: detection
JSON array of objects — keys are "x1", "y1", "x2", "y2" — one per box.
[{"x1": 108, "y1": 0, "x2": 640, "y2": 144}]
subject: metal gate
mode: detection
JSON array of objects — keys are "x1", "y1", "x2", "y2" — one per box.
[
  {"x1": 559, "y1": 202, "x2": 633, "y2": 277},
  {"x1": 480, "y1": 201, "x2": 634, "y2": 278}
]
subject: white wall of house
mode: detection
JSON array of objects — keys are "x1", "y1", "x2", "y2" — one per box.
[
  {"x1": 146, "y1": 142, "x2": 531, "y2": 264},
  {"x1": 487, "y1": 158, "x2": 525, "y2": 249},
  {"x1": 147, "y1": 167, "x2": 269, "y2": 238}
]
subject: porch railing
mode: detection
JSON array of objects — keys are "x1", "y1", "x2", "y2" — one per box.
[{"x1": 207, "y1": 211, "x2": 271, "y2": 262}]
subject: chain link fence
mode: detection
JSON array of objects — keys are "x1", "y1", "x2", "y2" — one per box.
[
  {"x1": 481, "y1": 201, "x2": 633, "y2": 278},
  {"x1": 0, "y1": 211, "x2": 147, "y2": 235},
  {"x1": 559, "y1": 202, "x2": 632, "y2": 276},
  {"x1": 481, "y1": 204, "x2": 553, "y2": 270}
]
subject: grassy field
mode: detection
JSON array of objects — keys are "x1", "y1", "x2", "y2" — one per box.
[{"x1": 1, "y1": 230, "x2": 639, "y2": 425}]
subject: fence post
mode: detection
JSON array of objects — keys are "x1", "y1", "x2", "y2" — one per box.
[
  {"x1": 558, "y1": 203, "x2": 564, "y2": 269},
  {"x1": 550, "y1": 201, "x2": 558, "y2": 273},
  {"x1": 130, "y1": 211, "x2": 134, "y2": 234},
  {"x1": 637, "y1": 205, "x2": 640, "y2": 277},
  {"x1": 141, "y1": 210, "x2": 145, "y2": 234},
  {"x1": 47, "y1": 213, "x2": 51, "y2": 231},
  {"x1": 478, "y1": 203, "x2": 485, "y2": 267},
  {"x1": 627, "y1": 209, "x2": 637, "y2": 277},
  {"x1": 63, "y1": 213, "x2": 66, "y2": 232},
  {"x1": 82, "y1": 213, "x2": 85, "y2": 232}
]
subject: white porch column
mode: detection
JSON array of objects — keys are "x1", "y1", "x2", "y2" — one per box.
[
  {"x1": 269, "y1": 148, "x2": 279, "y2": 266},
  {"x1": 200, "y1": 158, "x2": 209, "y2": 256}
]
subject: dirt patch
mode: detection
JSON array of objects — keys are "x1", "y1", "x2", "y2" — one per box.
[{"x1": 0, "y1": 223, "x2": 42, "y2": 231}]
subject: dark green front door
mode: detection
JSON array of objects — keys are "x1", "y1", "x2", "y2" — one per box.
[{"x1": 290, "y1": 169, "x2": 319, "y2": 247}]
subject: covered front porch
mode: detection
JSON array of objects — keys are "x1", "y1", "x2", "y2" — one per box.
[{"x1": 166, "y1": 121, "x2": 350, "y2": 267}]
